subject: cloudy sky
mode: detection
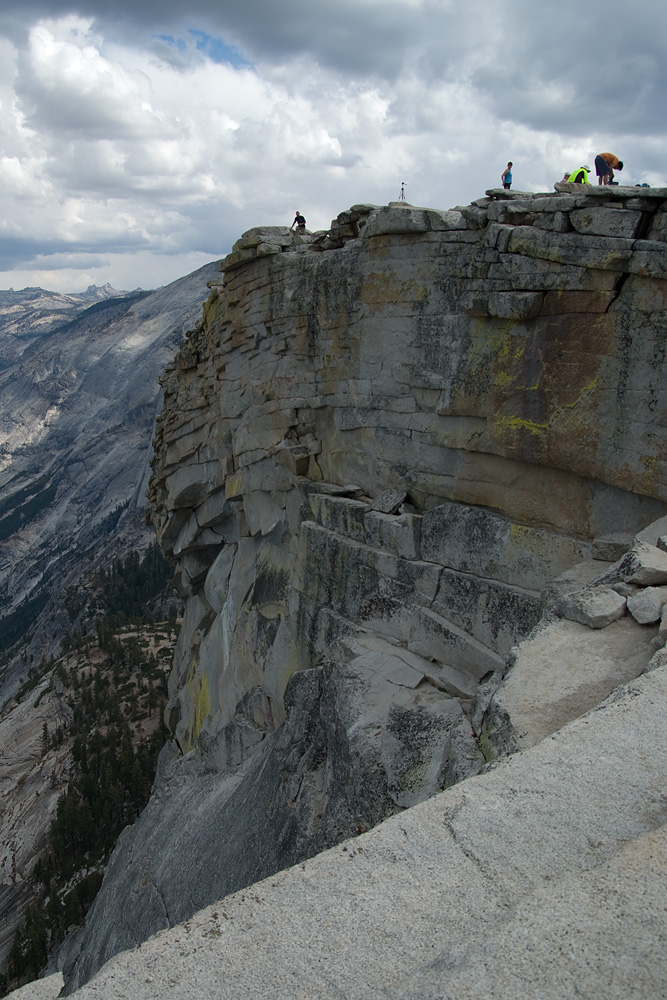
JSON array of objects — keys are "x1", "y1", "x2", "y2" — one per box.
[{"x1": 0, "y1": 0, "x2": 664, "y2": 293}]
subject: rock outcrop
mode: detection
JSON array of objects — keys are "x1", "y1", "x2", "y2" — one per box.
[{"x1": 60, "y1": 186, "x2": 667, "y2": 990}]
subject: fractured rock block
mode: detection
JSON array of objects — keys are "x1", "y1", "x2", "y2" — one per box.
[
  {"x1": 224, "y1": 458, "x2": 292, "y2": 499},
  {"x1": 182, "y1": 550, "x2": 216, "y2": 588},
  {"x1": 627, "y1": 244, "x2": 667, "y2": 280},
  {"x1": 533, "y1": 211, "x2": 570, "y2": 233},
  {"x1": 307, "y1": 494, "x2": 367, "y2": 542},
  {"x1": 570, "y1": 207, "x2": 642, "y2": 239},
  {"x1": 275, "y1": 443, "x2": 311, "y2": 476},
  {"x1": 366, "y1": 489, "x2": 407, "y2": 515},
  {"x1": 433, "y1": 569, "x2": 542, "y2": 658},
  {"x1": 559, "y1": 586, "x2": 627, "y2": 629},
  {"x1": 243, "y1": 490, "x2": 285, "y2": 537},
  {"x1": 421, "y1": 501, "x2": 588, "y2": 592},
  {"x1": 364, "y1": 511, "x2": 421, "y2": 560},
  {"x1": 362, "y1": 205, "x2": 466, "y2": 237},
  {"x1": 196, "y1": 489, "x2": 231, "y2": 529},
  {"x1": 172, "y1": 512, "x2": 201, "y2": 556},
  {"x1": 541, "y1": 290, "x2": 617, "y2": 315},
  {"x1": 165, "y1": 462, "x2": 219, "y2": 510},
  {"x1": 204, "y1": 544, "x2": 238, "y2": 614},
  {"x1": 620, "y1": 541, "x2": 667, "y2": 586},
  {"x1": 647, "y1": 212, "x2": 667, "y2": 242},
  {"x1": 382, "y1": 697, "x2": 481, "y2": 807},
  {"x1": 626, "y1": 586, "x2": 667, "y2": 625},
  {"x1": 256, "y1": 242, "x2": 283, "y2": 257},
  {"x1": 424, "y1": 209, "x2": 468, "y2": 231},
  {"x1": 459, "y1": 205, "x2": 488, "y2": 229},
  {"x1": 590, "y1": 533, "x2": 633, "y2": 562},
  {"x1": 407, "y1": 607, "x2": 504, "y2": 683},
  {"x1": 235, "y1": 227, "x2": 293, "y2": 249},
  {"x1": 350, "y1": 203, "x2": 382, "y2": 214},
  {"x1": 506, "y1": 226, "x2": 635, "y2": 271},
  {"x1": 219, "y1": 247, "x2": 259, "y2": 272}
]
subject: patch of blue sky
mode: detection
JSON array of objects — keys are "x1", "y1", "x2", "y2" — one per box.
[
  {"x1": 188, "y1": 30, "x2": 254, "y2": 69},
  {"x1": 155, "y1": 34, "x2": 187, "y2": 54}
]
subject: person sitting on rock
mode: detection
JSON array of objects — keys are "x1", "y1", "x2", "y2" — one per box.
[
  {"x1": 291, "y1": 210, "x2": 307, "y2": 233},
  {"x1": 567, "y1": 165, "x2": 591, "y2": 184},
  {"x1": 595, "y1": 153, "x2": 623, "y2": 186},
  {"x1": 501, "y1": 162, "x2": 513, "y2": 190}
]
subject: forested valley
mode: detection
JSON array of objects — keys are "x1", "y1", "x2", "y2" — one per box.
[{"x1": 1, "y1": 544, "x2": 180, "y2": 994}]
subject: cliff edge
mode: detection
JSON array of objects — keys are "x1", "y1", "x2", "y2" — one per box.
[{"x1": 58, "y1": 185, "x2": 667, "y2": 991}]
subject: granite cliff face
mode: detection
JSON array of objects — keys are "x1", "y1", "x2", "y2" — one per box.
[{"x1": 61, "y1": 185, "x2": 667, "y2": 990}]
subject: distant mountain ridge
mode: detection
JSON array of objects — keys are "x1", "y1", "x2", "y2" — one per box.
[
  {"x1": 0, "y1": 282, "x2": 131, "y2": 302},
  {"x1": 0, "y1": 262, "x2": 219, "y2": 703},
  {"x1": 0, "y1": 285, "x2": 141, "y2": 370}
]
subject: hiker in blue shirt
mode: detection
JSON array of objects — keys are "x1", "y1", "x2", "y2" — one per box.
[{"x1": 501, "y1": 162, "x2": 513, "y2": 189}]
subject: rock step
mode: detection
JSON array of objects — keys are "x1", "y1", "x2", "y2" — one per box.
[
  {"x1": 299, "y1": 522, "x2": 506, "y2": 693},
  {"x1": 407, "y1": 607, "x2": 505, "y2": 688},
  {"x1": 306, "y1": 491, "x2": 421, "y2": 560}
]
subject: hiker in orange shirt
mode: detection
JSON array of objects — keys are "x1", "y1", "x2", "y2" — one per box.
[{"x1": 594, "y1": 153, "x2": 623, "y2": 186}]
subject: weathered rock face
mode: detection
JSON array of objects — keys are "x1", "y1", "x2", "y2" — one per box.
[
  {"x1": 0, "y1": 678, "x2": 72, "y2": 966},
  {"x1": 150, "y1": 187, "x2": 667, "y2": 752},
  {"x1": 62, "y1": 187, "x2": 667, "y2": 989}
]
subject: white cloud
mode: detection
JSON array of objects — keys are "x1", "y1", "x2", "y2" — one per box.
[
  {"x1": 21, "y1": 19, "x2": 160, "y2": 138},
  {"x1": 0, "y1": 155, "x2": 50, "y2": 198}
]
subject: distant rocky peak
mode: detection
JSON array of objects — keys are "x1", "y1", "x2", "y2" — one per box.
[{"x1": 81, "y1": 282, "x2": 129, "y2": 300}]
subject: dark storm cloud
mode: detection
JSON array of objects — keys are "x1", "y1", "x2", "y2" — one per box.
[
  {"x1": 0, "y1": 235, "x2": 143, "y2": 270},
  {"x1": 0, "y1": 0, "x2": 427, "y2": 78},
  {"x1": 468, "y1": 5, "x2": 667, "y2": 137},
  {"x1": 2, "y1": 0, "x2": 665, "y2": 138},
  {"x1": 0, "y1": 237, "x2": 60, "y2": 270}
]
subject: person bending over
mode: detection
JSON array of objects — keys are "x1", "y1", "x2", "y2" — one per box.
[
  {"x1": 568, "y1": 165, "x2": 591, "y2": 184},
  {"x1": 595, "y1": 153, "x2": 623, "y2": 186}
]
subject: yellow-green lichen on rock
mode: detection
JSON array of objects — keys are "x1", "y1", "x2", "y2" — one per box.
[{"x1": 194, "y1": 673, "x2": 211, "y2": 741}]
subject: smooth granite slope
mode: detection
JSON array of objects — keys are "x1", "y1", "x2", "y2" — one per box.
[{"x1": 19, "y1": 659, "x2": 667, "y2": 1000}]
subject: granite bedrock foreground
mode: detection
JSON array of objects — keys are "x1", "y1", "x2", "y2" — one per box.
[
  {"x1": 19, "y1": 658, "x2": 667, "y2": 1000},
  {"x1": 31, "y1": 186, "x2": 667, "y2": 995}
]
